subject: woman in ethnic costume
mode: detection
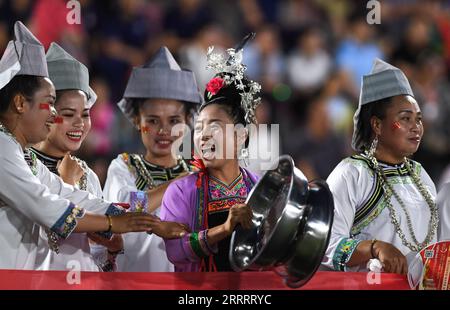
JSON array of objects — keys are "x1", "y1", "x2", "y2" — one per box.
[
  {"x1": 323, "y1": 58, "x2": 443, "y2": 274},
  {"x1": 160, "y1": 44, "x2": 261, "y2": 272},
  {"x1": 103, "y1": 47, "x2": 203, "y2": 272},
  {"x1": 0, "y1": 22, "x2": 184, "y2": 270},
  {"x1": 30, "y1": 43, "x2": 124, "y2": 271}
]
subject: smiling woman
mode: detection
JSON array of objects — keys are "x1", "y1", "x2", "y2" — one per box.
[
  {"x1": 0, "y1": 21, "x2": 171, "y2": 270},
  {"x1": 322, "y1": 58, "x2": 445, "y2": 275},
  {"x1": 28, "y1": 42, "x2": 129, "y2": 272},
  {"x1": 160, "y1": 42, "x2": 261, "y2": 272},
  {"x1": 103, "y1": 46, "x2": 202, "y2": 272}
]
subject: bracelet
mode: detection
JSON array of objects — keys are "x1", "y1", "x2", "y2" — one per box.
[
  {"x1": 370, "y1": 239, "x2": 378, "y2": 259},
  {"x1": 105, "y1": 215, "x2": 113, "y2": 233}
]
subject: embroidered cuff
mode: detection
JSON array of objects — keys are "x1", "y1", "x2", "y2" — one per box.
[
  {"x1": 50, "y1": 203, "x2": 85, "y2": 239},
  {"x1": 332, "y1": 238, "x2": 361, "y2": 271},
  {"x1": 95, "y1": 204, "x2": 126, "y2": 239}
]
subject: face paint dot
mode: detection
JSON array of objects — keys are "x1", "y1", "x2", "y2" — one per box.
[
  {"x1": 39, "y1": 103, "x2": 50, "y2": 110},
  {"x1": 54, "y1": 116, "x2": 64, "y2": 124},
  {"x1": 392, "y1": 122, "x2": 401, "y2": 130}
]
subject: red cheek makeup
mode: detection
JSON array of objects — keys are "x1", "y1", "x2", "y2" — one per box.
[
  {"x1": 54, "y1": 116, "x2": 64, "y2": 124},
  {"x1": 142, "y1": 126, "x2": 150, "y2": 134},
  {"x1": 392, "y1": 121, "x2": 401, "y2": 130},
  {"x1": 39, "y1": 103, "x2": 50, "y2": 110}
]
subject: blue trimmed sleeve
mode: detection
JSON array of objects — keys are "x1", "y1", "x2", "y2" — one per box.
[{"x1": 50, "y1": 203, "x2": 86, "y2": 239}]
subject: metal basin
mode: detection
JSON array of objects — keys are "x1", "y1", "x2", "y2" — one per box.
[
  {"x1": 229, "y1": 155, "x2": 334, "y2": 288},
  {"x1": 229, "y1": 155, "x2": 308, "y2": 270},
  {"x1": 278, "y1": 180, "x2": 334, "y2": 288}
]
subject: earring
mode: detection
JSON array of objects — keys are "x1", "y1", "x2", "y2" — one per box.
[
  {"x1": 367, "y1": 136, "x2": 378, "y2": 159},
  {"x1": 239, "y1": 148, "x2": 249, "y2": 167}
]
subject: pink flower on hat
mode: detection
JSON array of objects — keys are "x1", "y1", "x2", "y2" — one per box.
[{"x1": 206, "y1": 77, "x2": 225, "y2": 96}]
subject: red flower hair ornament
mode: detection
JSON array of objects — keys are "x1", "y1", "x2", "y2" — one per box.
[{"x1": 205, "y1": 77, "x2": 225, "y2": 99}]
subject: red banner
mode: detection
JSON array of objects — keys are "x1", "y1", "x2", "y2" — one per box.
[{"x1": 0, "y1": 270, "x2": 409, "y2": 290}]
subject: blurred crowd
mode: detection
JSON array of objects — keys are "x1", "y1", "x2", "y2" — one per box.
[{"x1": 1, "y1": 0, "x2": 450, "y2": 188}]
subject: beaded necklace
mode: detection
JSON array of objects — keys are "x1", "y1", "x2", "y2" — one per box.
[
  {"x1": 367, "y1": 152, "x2": 439, "y2": 252},
  {"x1": 130, "y1": 154, "x2": 189, "y2": 189}
]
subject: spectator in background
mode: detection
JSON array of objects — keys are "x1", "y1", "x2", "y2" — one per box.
[
  {"x1": 335, "y1": 12, "x2": 384, "y2": 100},
  {"x1": 321, "y1": 71, "x2": 355, "y2": 140},
  {"x1": 179, "y1": 24, "x2": 230, "y2": 92},
  {"x1": 292, "y1": 95, "x2": 347, "y2": 180},
  {"x1": 411, "y1": 52, "x2": 450, "y2": 181},
  {"x1": 277, "y1": 0, "x2": 330, "y2": 51},
  {"x1": 286, "y1": 25, "x2": 332, "y2": 95},
  {"x1": 245, "y1": 99, "x2": 280, "y2": 176},
  {"x1": 94, "y1": 0, "x2": 153, "y2": 101},
  {"x1": 392, "y1": 15, "x2": 440, "y2": 69},
  {"x1": 30, "y1": 0, "x2": 85, "y2": 60},
  {"x1": 237, "y1": 0, "x2": 265, "y2": 34},
  {"x1": 163, "y1": 0, "x2": 212, "y2": 52},
  {"x1": 243, "y1": 25, "x2": 284, "y2": 93}
]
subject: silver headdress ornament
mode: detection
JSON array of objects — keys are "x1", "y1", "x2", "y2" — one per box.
[{"x1": 205, "y1": 32, "x2": 261, "y2": 124}]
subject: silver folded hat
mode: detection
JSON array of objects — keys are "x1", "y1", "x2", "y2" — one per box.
[
  {"x1": 352, "y1": 58, "x2": 415, "y2": 152},
  {"x1": 46, "y1": 42, "x2": 97, "y2": 108},
  {"x1": 118, "y1": 46, "x2": 202, "y2": 123},
  {"x1": 0, "y1": 21, "x2": 48, "y2": 90}
]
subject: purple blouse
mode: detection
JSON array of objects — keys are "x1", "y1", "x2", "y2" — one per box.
[{"x1": 160, "y1": 168, "x2": 259, "y2": 272}]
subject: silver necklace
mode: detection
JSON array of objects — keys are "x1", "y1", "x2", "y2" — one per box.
[
  {"x1": 367, "y1": 153, "x2": 438, "y2": 252},
  {"x1": 71, "y1": 155, "x2": 88, "y2": 191}
]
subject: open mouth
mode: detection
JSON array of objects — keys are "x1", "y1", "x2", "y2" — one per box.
[
  {"x1": 66, "y1": 131, "x2": 83, "y2": 142},
  {"x1": 408, "y1": 137, "x2": 420, "y2": 144},
  {"x1": 201, "y1": 143, "x2": 216, "y2": 160},
  {"x1": 155, "y1": 139, "x2": 173, "y2": 148}
]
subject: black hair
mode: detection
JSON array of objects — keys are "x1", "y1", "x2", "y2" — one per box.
[
  {"x1": 356, "y1": 97, "x2": 394, "y2": 151},
  {"x1": 54, "y1": 89, "x2": 90, "y2": 107},
  {"x1": 0, "y1": 75, "x2": 42, "y2": 114}
]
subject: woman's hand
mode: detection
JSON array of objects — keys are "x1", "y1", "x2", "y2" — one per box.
[
  {"x1": 151, "y1": 221, "x2": 191, "y2": 239},
  {"x1": 110, "y1": 212, "x2": 161, "y2": 233},
  {"x1": 87, "y1": 233, "x2": 124, "y2": 253},
  {"x1": 57, "y1": 154, "x2": 84, "y2": 185},
  {"x1": 372, "y1": 240, "x2": 408, "y2": 274},
  {"x1": 223, "y1": 203, "x2": 253, "y2": 234}
]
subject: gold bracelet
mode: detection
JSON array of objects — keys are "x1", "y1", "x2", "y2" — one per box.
[{"x1": 106, "y1": 215, "x2": 113, "y2": 233}]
